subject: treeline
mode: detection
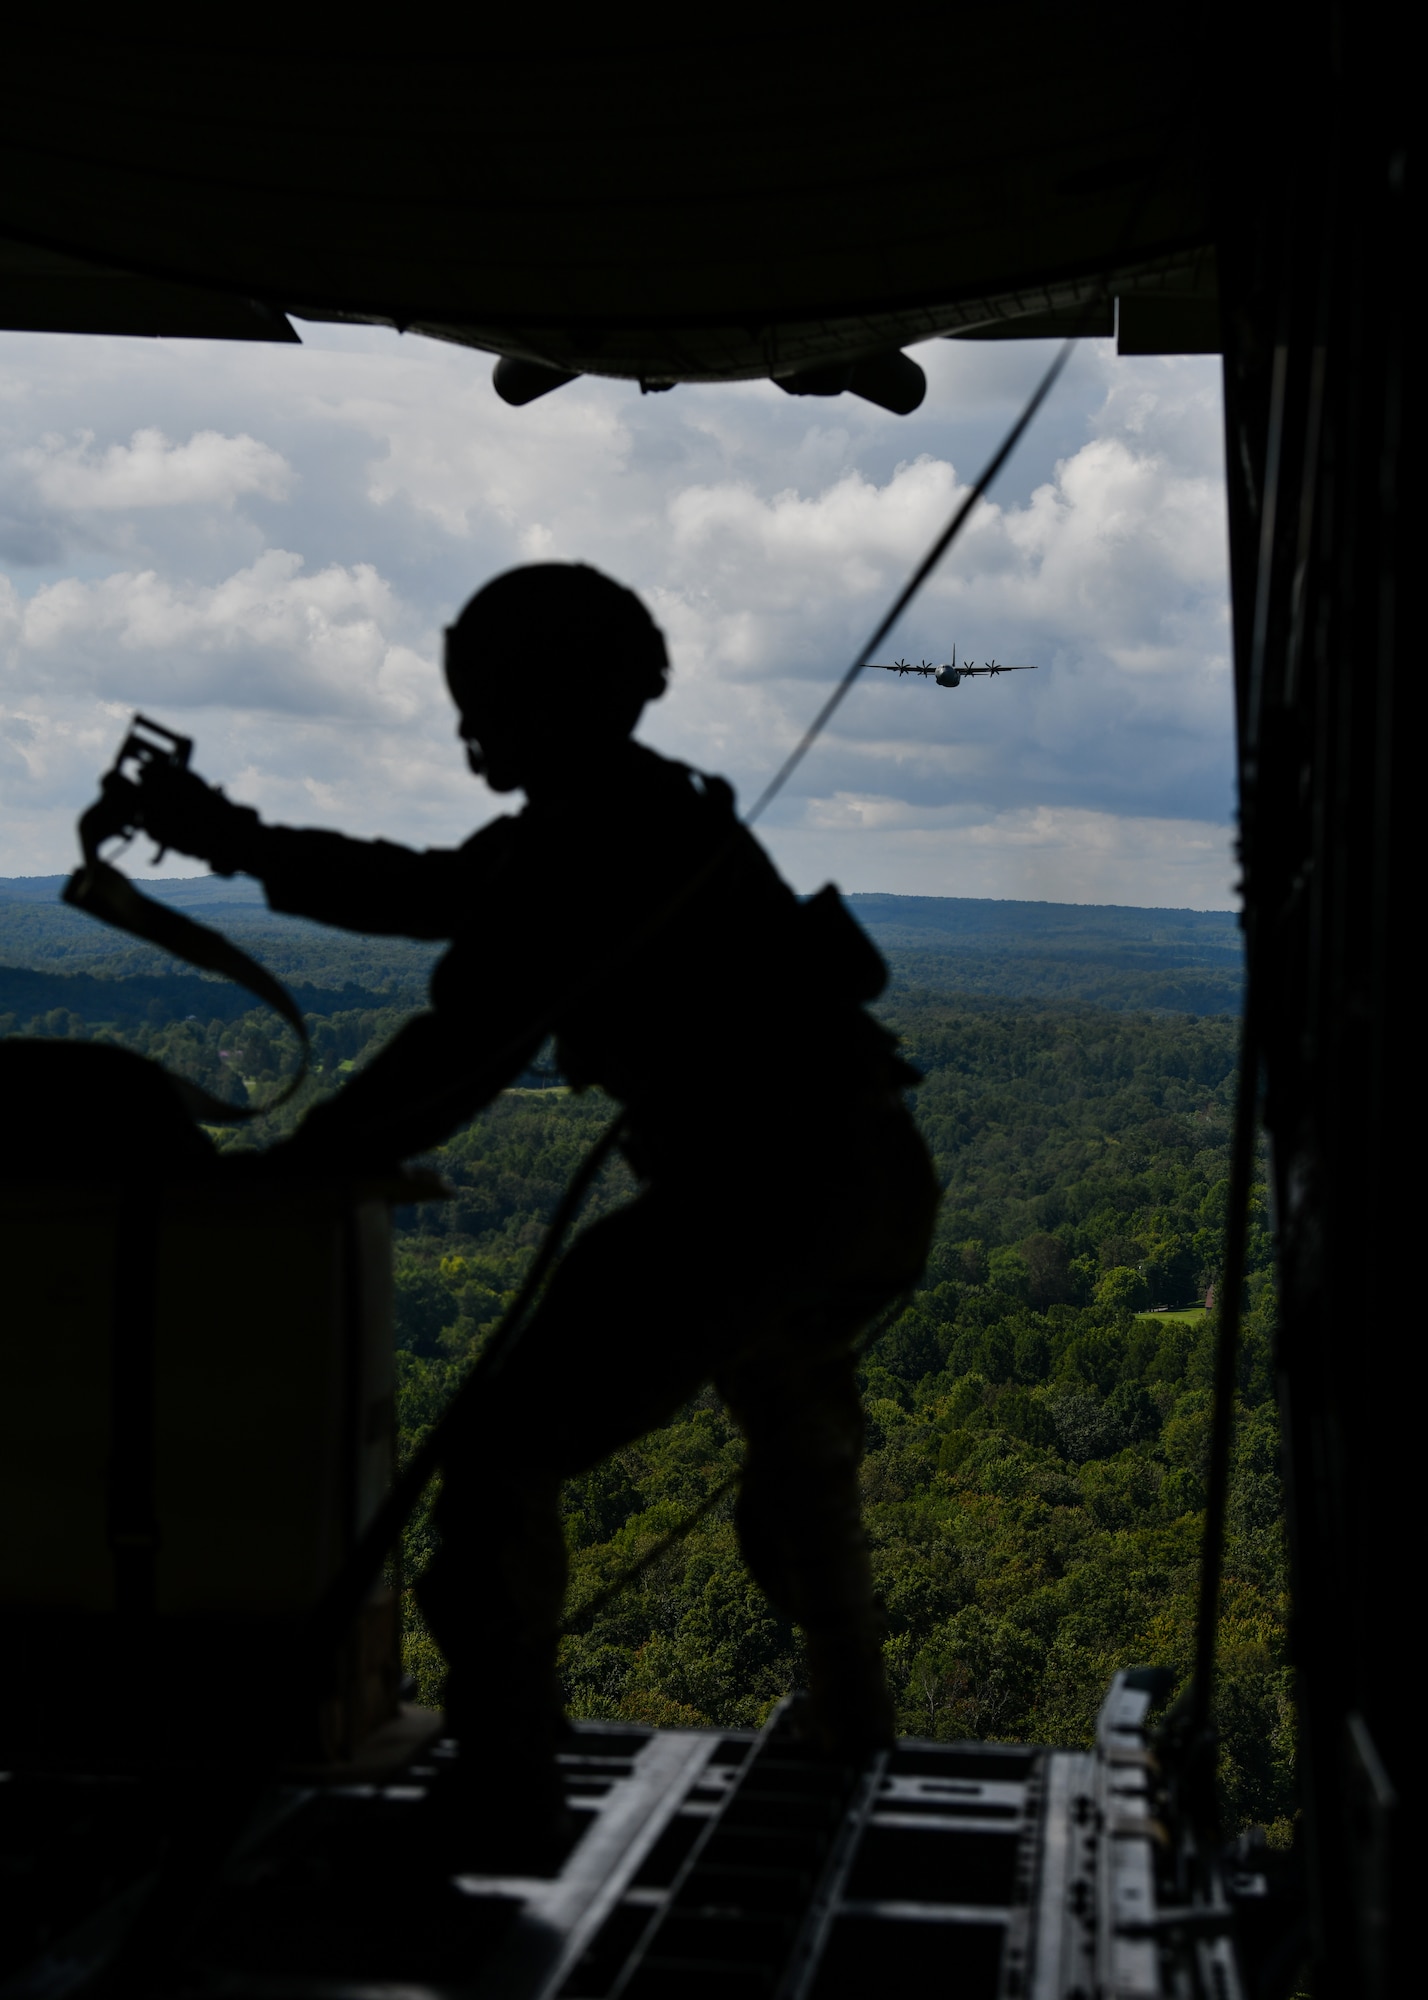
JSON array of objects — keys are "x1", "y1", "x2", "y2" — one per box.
[
  {"x1": 4, "y1": 881, "x2": 1241, "y2": 1018},
  {"x1": 0, "y1": 963, "x2": 403, "y2": 1029},
  {"x1": 0, "y1": 892, "x2": 437, "y2": 999},
  {"x1": 0, "y1": 995, "x2": 410, "y2": 1127},
  {"x1": 852, "y1": 893, "x2": 1243, "y2": 1015},
  {"x1": 899, "y1": 998, "x2": 1259, "y2": 1305},
  {"x1": 881, "y1": 952, "x2": 1242, "y2": 1014}
]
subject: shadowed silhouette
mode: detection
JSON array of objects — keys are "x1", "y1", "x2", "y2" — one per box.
[{"x1": 129, "y1": 562, "x2": 939, "y2": 1850}]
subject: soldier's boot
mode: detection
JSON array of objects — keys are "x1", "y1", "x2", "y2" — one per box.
[
  {"x1": 428, "y1": 1693, "x2": 574, "y2": 1872},
  {"x1": 800, "y1": 1624, "x2": 897, "y2": 1762},
  {"x1": 416, "y1": 1470, "x2": 573, "y2": 1870}
]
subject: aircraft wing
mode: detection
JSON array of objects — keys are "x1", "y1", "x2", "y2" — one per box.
[
  {"x1": 867, "y1": 661, "x2": 938, "y2": 676},
  {"x1": 960, "y1": 664, "x2": 1038, "y2": 675}
]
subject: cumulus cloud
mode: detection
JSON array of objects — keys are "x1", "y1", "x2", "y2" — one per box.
[
  {"x1": 0, "y1": 326, "x2": 1235, "y2": 903},
  {"x1": 0, "y1": 550, "x2": 425, "y2": 720},
  {"x1": 633, "y1": 387, "x2": 1231, "y2": 836},
  {"x1": 15, "y1": 426, "x2": 292, "y2": 510}
]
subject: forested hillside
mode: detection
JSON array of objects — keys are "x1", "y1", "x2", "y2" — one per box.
[
  {"x1": 2, "y1": 878, "x2": 1239, "y2": 1014},
  {"x1": 0, "y1": 874, "x2": 437, "y2": 996},
  {"x1": 2, "y1": 878, "x2": 1286, "y2": 1834},
  {"x1": 851, "y1": 893, "x2": 1243, "y2": 1013},
  {"x1": 388, "y1": 997, "x2": 1289, "y2": 1838}
]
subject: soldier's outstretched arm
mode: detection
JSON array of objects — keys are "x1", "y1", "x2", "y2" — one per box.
[
  {"x1": 280, "y1": 1004, "x2": 541, "y2": 1165},
  {"x1": 132, "y1": 757, "x2": 484, "y2": 939}
]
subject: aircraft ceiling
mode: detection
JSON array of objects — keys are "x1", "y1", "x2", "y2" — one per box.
[{"x1": 2, "y1": 19, "x2": 1218, "y2": 388}]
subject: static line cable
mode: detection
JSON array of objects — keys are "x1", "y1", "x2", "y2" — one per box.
[
  {"x1": 742, "y1": 336, "x2": 1076, "y2": 827},
  {"x1": 1188, "y1": 991, "x2": 1259, "y2": 1744}
]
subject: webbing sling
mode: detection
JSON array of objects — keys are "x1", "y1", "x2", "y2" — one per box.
[
  {"x1": 62, "y1": 713, "x2": 312, "y2": 1124},
  {"x1": 61, "y1": 855, "x2": 310, "y2": 1124}
]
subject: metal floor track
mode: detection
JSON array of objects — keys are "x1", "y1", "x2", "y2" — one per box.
[{"x1": 0, "y1": 1678, "x2": 1248, "y2": 1999}]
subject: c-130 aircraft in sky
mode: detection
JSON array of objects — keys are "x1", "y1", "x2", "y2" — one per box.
[{"x1": 868, "y1": 644, "x2": 1038, "y2": 687}]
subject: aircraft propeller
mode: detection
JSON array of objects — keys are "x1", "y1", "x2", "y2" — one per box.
[{"x1": 865, "y1": 645, "x2": 1038, "y2": 686}]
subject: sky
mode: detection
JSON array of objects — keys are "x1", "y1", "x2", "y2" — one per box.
[{"x1": 0, "y1": 324, "x2": 1236, "y2": 908}]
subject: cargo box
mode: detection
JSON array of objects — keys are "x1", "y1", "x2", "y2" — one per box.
[{"x1": 0, "y1": 1177, "x2": 402, "y2": 1769}]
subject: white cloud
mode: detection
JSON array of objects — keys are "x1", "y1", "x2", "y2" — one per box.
[
  {"x1": 0, "y1": 327, "x2": 1235, "y2": 904},
  {"x1": 15, "y1": 426, "x2": 292, "y2": 510},
  {"x1": 0, "y1": 550, "x2": 423, "y2": 720},
  {"x1": 345, "y1": 378, "x2": 631, "y2": 539},
  {"x1": 634, "y1": 396, "x2": 1231, "y2": 831}
]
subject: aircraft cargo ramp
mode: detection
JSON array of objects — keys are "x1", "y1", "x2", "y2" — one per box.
[{"x1": 0, "y1": 1675, "x2": 1260, "y2": 1999}]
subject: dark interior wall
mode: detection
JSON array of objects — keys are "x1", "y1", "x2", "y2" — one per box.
[{"x1": 1219, "y1": 11, "x2": 1408, "y2": 1993}]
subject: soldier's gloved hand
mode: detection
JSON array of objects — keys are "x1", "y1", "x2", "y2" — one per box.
[{"x1": 134, "y1": 760, "x2": 262, "y2": 874}]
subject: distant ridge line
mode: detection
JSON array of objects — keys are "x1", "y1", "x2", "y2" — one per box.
[
  {"x1": 845, "y1": 891, "x2": 1238, "y2": 921},
  {"x1": 2, "y1": 875, "x2": 1239, "y2": 922},
  {"x1": 0, "y1": 873, "x2": 267, "y2": 906},
  {"x1": 1, "y1": 880, "x2": 1240, "y2": 1018}
]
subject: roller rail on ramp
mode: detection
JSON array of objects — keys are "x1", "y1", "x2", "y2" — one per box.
[{"x1": 0, "y1": 1674, "x2": 1267, "y2": 1998}]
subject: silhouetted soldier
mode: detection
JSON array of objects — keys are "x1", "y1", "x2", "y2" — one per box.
[{"x1": 135, "y1": 563, "x2": 938, "y2": 1828}]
